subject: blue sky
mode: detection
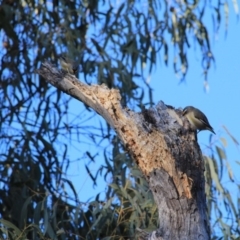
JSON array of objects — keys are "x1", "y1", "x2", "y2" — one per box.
[
  {"x1": 65, "y1": 3, "x2": 240, "y2": 212},
  {"x1": 151, "y1": 14, "x2": 240, "y2": 155}
]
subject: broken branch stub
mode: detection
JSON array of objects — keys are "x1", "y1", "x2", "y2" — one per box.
[{"x1": 36, "y1": 62, "x2": 210, "y2": 239}]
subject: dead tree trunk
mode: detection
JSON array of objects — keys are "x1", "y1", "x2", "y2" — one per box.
[{"x1": 36, "y1": 63, "x2": 210, "y2": 240}]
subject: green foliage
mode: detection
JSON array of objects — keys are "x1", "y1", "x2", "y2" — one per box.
[
  {"x1": 0, "y1": 0, "x2": 239, "y2": 239},
  {"x1": 204, "y1": 131, "x2": 240, "y2": 239}
]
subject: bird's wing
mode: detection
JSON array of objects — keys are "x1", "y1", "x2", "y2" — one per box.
[{"x1": 193, "y1": 110, "x2": 211, "y2": 126}]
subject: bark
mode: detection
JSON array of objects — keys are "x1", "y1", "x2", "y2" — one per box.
[{"x1": 36, "y1": 62, "x2": 210, "y2": 240}]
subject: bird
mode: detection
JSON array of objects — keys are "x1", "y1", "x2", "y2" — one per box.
[
  {"x1": 59, "y1": 56, "x2": 79, "y2": 75},
  {"x1": 182, "y1": 106, "x2": 215, "y2": 134}
]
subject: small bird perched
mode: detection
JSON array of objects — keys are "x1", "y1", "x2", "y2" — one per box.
[
  {"x1": 59, "y1": 56, "x2": 79, "y2": 75},
  {"x1": 182, "y1": 106, "x2": 215, "y2": 134}
]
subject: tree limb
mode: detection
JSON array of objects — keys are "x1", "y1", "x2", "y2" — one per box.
[{"x1": 36, "y1": 62, "x2": 210, "y2": 240}]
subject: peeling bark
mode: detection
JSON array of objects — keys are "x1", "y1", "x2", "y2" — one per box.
[{"x1": 36, "y1": 62, "x2": 210, "y2": 240}]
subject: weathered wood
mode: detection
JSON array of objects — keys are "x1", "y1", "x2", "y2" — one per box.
[{"x1": 36, "y1": 62, "x2": 210, "y2": 240}]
